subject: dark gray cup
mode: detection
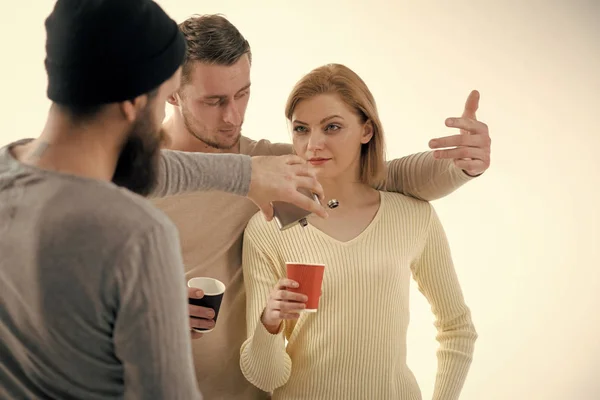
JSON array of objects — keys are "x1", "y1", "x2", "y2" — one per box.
[{"x1": 187, "y1": 277, "x2": 226, "y2": 333}]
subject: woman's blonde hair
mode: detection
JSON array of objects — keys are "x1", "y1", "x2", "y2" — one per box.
[{"x1": 285, "y1": 63, "x2": 386, "y2": 186}]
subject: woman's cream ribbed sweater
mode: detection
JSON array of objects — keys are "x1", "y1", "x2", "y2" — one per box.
[{"x1": 240, "y1": 191, "x2": 477, "y2": 400}]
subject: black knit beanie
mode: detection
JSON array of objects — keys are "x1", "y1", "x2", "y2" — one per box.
[{"x1": 44, "y1": 0, "x2": 186, "y2": 106}]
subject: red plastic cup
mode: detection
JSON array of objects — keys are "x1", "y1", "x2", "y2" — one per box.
[{"x1": 285, "y1": 262, "x2": 325, "y2": 312}]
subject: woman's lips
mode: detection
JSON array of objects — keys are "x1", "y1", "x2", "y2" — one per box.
[{"x1": 308, "y1": 158, "x2": 330, "y2": 166}]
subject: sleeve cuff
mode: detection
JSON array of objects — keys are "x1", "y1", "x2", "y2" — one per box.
[
  {"x1": 240, "y1": 320, "x2": 291, "y2": 393},
  {"x1": 252, "y1": 319, "x2": 286, "y2": 350},
  {"x1": 451, "y1": 164, "x2": 477, "y2": 184},
  {"x1": 238, "y1": 154, "x2": 252, "y2": 196}
]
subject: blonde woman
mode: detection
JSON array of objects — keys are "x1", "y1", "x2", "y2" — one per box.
[{"x1": 240, "y1": 64, "x2": 479, "y2": 400}]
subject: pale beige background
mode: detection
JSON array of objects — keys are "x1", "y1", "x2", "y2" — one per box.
[{"x1": 1, "y1": 1, "x2": 598, "y2": 399}]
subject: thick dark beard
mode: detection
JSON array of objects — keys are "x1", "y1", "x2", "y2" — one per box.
[
  {"x1": 112, "y1": 107, "x2": 163, "y2": 197},
  {"x1": 181, "y1": 106, "x2": 241, "y2": 151}
]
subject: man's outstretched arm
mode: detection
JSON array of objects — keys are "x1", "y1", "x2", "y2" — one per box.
[
  {"x1": 380, "y1": 152, "x2": 474, "y2": 201},
  {"x1": 151, "y1": 150, "x2": 252, "y2": 198},
  {"x1": 150, "y1": 151, "x2": 328, "y2": 220}
]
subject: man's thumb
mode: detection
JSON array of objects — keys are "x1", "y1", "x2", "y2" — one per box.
[{"x1": 259, "y1": 203, "x2": 274, "y2": 221}]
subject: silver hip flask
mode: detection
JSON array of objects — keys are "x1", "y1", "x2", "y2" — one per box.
[{"x1": 272, "y1": 188, "x2": 339, "y2": 231}]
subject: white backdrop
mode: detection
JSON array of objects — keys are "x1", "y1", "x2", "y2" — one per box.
[{"x1": 1, "y1": 1, "x2": 599, "y2": 399}]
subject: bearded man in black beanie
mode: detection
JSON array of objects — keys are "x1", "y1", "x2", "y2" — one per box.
[
  {"x1": 0, "y1": 0, "x2": 206, "y2": 398},
  {"x1": 0, "y1": 1, "x2": 328, "y2": 399}
]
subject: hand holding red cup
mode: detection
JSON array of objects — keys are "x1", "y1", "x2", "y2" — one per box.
[{"x1": 260, "y1": 263, "x2": 325, "y2": 334}]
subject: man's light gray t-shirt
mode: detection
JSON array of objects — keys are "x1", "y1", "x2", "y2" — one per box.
[{"x1": 0, "y1": 141, "x2": 252, "y2": 399}]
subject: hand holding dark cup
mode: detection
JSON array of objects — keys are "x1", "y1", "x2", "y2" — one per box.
[
  {"x1": 187, "y1": 287, "x2": 215, "y2": 339},
  {"x1": 187, "y1": 277, "x2": 226, "y2": 335}
]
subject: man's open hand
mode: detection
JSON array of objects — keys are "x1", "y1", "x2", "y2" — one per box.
[{"x1": 428, "y1": 90, "x2": 492, "y2": 177}]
